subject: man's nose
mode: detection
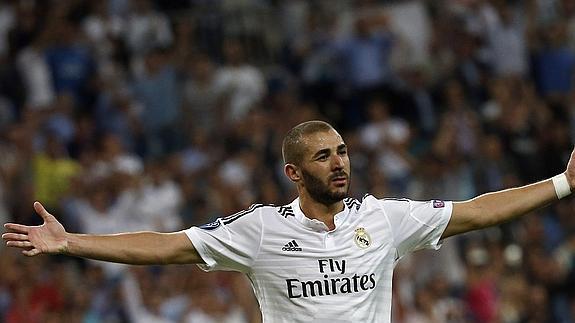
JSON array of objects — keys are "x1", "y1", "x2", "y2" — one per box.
[{"x1": 331, "y1": 155, "x2": 344, "y2": 169}]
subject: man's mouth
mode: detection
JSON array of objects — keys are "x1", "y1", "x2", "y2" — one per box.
[{"x1": 330, "y1": 174, "x2": 348, "y2": 186}]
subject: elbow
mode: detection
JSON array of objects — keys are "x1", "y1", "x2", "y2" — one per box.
[
  {"x1": 463, "y1": 215, "x2": 488, "y2": 232},
  {"x1": 462, "y1": 200, "x2": 499, "y2": 230},
  {"x1": 473, "y1": 208, "x2": 511, "y2": 230}
]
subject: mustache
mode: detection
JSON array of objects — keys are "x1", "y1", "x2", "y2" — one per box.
[{"x1": 329, "y1": 171, "x2": 348, "y2": 181}]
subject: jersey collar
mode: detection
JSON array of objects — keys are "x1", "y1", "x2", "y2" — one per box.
[{"x1": 290, "y1": 198, "x2": 350, "y2": 232}]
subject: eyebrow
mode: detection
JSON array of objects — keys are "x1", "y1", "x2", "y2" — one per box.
[{"x1": 311, "y1": 144, "x2": 347, "y2": 159}]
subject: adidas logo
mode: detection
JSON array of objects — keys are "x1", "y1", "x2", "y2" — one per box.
[{"x1": 282, "y1": 240, "x2": 302, "y2": 251}]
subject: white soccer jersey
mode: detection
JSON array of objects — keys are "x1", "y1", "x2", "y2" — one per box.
[{"x1": 184, "y1": 195, "x2": 452, "y2": 323}]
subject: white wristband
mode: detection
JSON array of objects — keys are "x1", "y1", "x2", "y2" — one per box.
[{"x1": 552, "y1": 173, "x2": 572, "y2": 199}]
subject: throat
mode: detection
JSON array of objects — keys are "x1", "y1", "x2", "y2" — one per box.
[
  {"x1": 307, "y1": 213, "x2": 336, "y2": 231},
  {"x1": 324, "y1": 219, "x2": 336, "y2": 231},
  {"x1": 299, "y1": 199, "x2": 344, "y2": 231}
]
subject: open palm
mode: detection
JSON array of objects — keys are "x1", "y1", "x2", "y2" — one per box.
[
  {"x1": 566, "y1": 148, "x2": 575, "y2": 190},
  {"x1": 2, "y1": 202, "x2": 68, "y2": 256}
]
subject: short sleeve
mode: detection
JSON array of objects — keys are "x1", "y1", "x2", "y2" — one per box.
[
  {"x1": 184, "y1": 205, "x2": 264, "y2": 273},
  {"x1": 378, "y1": 199, "x2": 452, "y2": 260}
]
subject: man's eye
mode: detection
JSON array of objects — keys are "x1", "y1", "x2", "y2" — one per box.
[
  {"x1": 339, "y1": 150, "x2": 347, "y2": 156},
  {"x1": 317, "y1": 155, "x2": 328, "y2": 161}
]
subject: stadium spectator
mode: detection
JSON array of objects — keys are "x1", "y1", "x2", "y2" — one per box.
[
  {"x1": 124, "y1": 0, "x2": 173, "y2": 56},
  {"x1": 131, "y1": 47, "x2": 182, "y2": 157},
  {"x1": 214, "y1": 39, "x2": 266, "y2": 125}
]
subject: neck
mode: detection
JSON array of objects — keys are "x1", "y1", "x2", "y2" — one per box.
[{"x1": 298, "y1": 194, "x2": 344, "y2": 230}]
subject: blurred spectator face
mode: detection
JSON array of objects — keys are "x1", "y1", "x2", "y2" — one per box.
[
  {"x1": 522, "y1": 217, "x2": 546, "y2": 244},
  {"x1": 405, "y1": 68, "x2": 428, "y2": 88},
  {"x1": 53, "y1": 93, "x2": 74, "y2": 113},
  {"x1": 556, "y1": 200, "x2": 575, "y2": 233},
  {"x1": 144, "y1": 49, "x2": 164, "y2": 73},
  {"x1": 54, "y1": 20, "x2": 81, "y2": 45},
  {"x1": 45, "y1": 134, "x2": 66, "y2": 158},
  {"x1": 101, "y1": 133, "x2": 124, "y2": 157},
  {"x1": 505, "y1": 272, "x2": 528, "y2": 296},
  {"x1": 147, "y1": 161, "x2": 169, "y2": 184},
  {"x1": 355, "y1": 16, "x2": 371, "y2": 37},
  {"x1": 6, "y1": 124, "x2": 27, "y2": 146},
  {"x1": 87, "y1": 184, "x2": 110, "y2": 212},
  {"x1": 131, "y1": 0, "x2": 153, "y2": 14},
  {"x1": 527, "y1": 285, "x2": 549, "y2": 310},
  {"x1": 190, "y1": 55, "x2": 215, "y2": 82},
  {"x1": 564, "y1": 0, "x2": 575, "y2": 16},
  {"x1": 496, "y1": 4, "x2": 513, "y2": 25},
  {"x1": 445, "y1": 80, "x2": 466, "y2": 108},
  {"x1": 366, "y1": 100, "x2": 389, "y2": 122},
  {"x1": 456, "y1": 33, "x2": 478, "y2": 59},
  {"x1": 90, "y1": 1, "x2": 108, "y2": 17},
  {"x1": 223, "y1": 40, "x2": 245, "y2": 65},
  {"x1": 482, "y1": 135, "x2": 503, "y2": 160},
  {"x1": 489, "y1": 78, "x2": 511, "y2": 103},
  {"x1": 547, "y1": 22, "x2": 568, "y2": 47},
  {"x1": 15, "y1": 0, "x2": 38, "y2": 33}
]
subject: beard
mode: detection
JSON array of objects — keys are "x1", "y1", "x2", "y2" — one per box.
[{"x1": 301, "y1": 168, "x2": 350, "y2": 205}]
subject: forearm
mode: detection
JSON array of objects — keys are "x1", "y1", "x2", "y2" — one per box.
[
  {"x1": 446, "y1": 175, "x2": 566, "y2": 237},
  {"x1": 466, "y1": 179, "x2": 556, "y2": 226},
  {"x1": 64, "y1": 231, "x2": 201, "y2": 265}
]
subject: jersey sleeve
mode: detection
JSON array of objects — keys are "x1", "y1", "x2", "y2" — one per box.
[
  {"x1": 378, "y1": 198, "x2": 452, "y2": 260},
  {"x1": 184, "y1": 205, "x2": 264, "y2": 273}
]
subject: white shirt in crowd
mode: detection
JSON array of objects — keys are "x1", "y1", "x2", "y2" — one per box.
[
  {"x1": 213, "y1": 65, "x2": 266, "y2": 123},
  {"x1": 185, "y1": 195, "x2": 452, "y2": 323},
  {"x1": 17, "y1": 47, "x2": 55, "y2": 109}
]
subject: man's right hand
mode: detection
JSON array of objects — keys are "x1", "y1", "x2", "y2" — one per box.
[
  {"x1": 2, "y1": 202, "x2": 68, "y2": 256},
  {"x1": 3, "y1": 201, "x2": 203, "y2": 265}
]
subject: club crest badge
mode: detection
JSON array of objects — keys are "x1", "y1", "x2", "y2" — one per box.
[{"x1": 354, "y1": 227, "x2": 371, "y2": 249}]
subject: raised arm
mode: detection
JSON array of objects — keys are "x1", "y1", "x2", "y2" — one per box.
[
  {"x1": 2, "y1": 202, "x2": 203, "y2": 265},
  {"x1": 442, "y1": 148, "x2": 575, "y2": 239}
]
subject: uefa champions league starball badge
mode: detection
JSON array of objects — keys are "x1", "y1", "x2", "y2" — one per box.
[{"x1": 354, "y1": 227, "x2": 371, "y2": 249}]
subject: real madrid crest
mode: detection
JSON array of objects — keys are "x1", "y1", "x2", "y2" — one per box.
[{"x1": 354, "y1": 227, "x2": 371, "y2": 249}]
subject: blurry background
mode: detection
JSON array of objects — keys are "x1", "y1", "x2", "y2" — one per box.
[{"x1": 1, "y1": 0, "x2": 575, "y2": 322}]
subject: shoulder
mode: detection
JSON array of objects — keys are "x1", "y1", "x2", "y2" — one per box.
[
  {"x1": 198, "y1": 203, "x2": 295, "y2": 230},
  {"x1": 343, "y1": 194, "x2": 404, "y2": 214},
  {"x1": 197, "y1": 203, "x2": 276, "y2": 230},
  {"x1": 358, "y1": 194, "x2": 412, "y2": 214},
  {"x1": 357, "y1": 194, "x2": 410, "y2": 206}
]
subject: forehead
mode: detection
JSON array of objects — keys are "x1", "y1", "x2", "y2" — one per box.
[{"x1": 301, "y1": 129, "x2": 345, "y2": 154}]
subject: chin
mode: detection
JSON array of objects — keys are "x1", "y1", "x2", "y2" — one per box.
[
  {"x1": 331, "y1": 189, "x2": 348, "y2": 200},
  {"x1": 334, "y1": 185, "x2": 349, "y2": 195}
]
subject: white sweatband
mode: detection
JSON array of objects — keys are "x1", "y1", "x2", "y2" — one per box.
[{"x1": 552, "y1": 174, "x2": 572, "y2": 199}]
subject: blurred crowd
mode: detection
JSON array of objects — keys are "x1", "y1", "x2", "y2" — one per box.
[{"x1": 1, "y1": 0, "x2": 575, "y2": 322}]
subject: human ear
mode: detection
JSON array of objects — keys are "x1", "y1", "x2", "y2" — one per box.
[{"x1": 284, "y1": 164, "x2": 301, "y2": 182}]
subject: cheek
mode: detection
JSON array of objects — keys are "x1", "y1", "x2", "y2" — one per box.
[
  {"x1": 306, "y1": 163, "x2": 327, "y2": 173},
  {"x1": 344, "y1": 157, "x2": 351, "y2": 170},
  {"x1": 302, "y1": 165, "x2": 328, "y2": 181}
]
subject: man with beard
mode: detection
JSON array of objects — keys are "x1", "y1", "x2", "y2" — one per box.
[{"x1": 3, "y1": 120, "x2": 575, "y2": 322}]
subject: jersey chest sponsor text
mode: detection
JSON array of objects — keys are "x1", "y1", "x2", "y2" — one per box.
[{"x1": 285, "y1": 258, "x2": 376, "y2": 298}]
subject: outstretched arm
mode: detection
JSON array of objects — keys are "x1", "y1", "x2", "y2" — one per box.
[
  {"x1": 442, "y1": 148, "x2": 575, "y2": 239},
  {"x1": 2, "y1": 202, "x2": 203, "y2": 265}
]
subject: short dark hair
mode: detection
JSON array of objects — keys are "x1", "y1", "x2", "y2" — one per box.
[{"x1": 282, "y1": 120, "x2": 335, "y2": 165}]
